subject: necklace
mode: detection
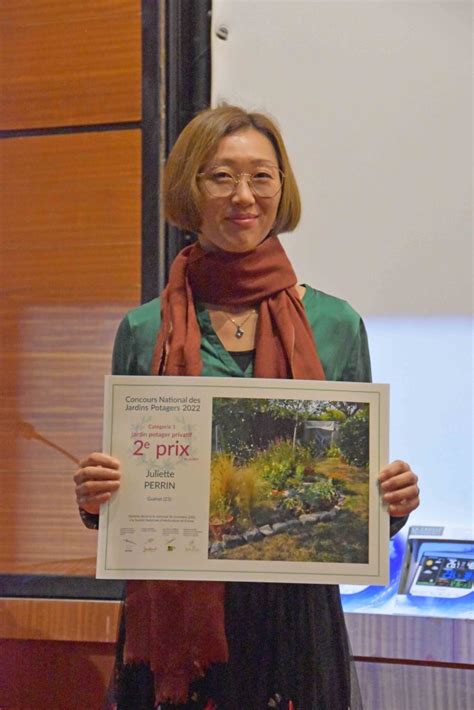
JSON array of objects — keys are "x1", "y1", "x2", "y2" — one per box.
[{"x1": 224, "y1": 309, "x2": 257, "y2": 339}]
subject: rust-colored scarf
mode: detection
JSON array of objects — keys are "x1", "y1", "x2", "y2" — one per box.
[{"x1": 125, "y1": 234, "x2": 326, "y2": 704}]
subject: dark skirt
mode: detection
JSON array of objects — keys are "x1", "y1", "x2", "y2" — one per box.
[{"x1": 111, "y1": 582, "x2": 362, "y2": 710}]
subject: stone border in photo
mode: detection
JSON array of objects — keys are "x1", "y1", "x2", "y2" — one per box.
[{"x1": 209, "y1": 497, "x2": 344, "y2": 557}]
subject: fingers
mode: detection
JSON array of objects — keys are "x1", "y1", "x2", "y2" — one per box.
[
  {"x1": 75, "y1": 478, "x2": 121, "y2": 514},
  {"x1": 77, "y1": 490, "x2": 117, "y2": 515},
  {"x1": 382, "y1": 482, "x2": 419, "y2": 505},
  {"x1": 74, "y1": 452, "x2": 122, "y2": 515},
  {"x1": 73, "y1": 464, "x2": 121, "y2": 487},
  {"x1": 78, "y1": 452, "x2": 120, "y2": 470},
  {"x1": 387, "y1": 497, "x2": 420, "y2": 517},
  {"x1": 379, "y1": 459, "x2": 420, "y2": 517},
  {"x1": 76, "y1": 477, "x2": 121, "y2": 501},
  {"x1": 379, "y1": 459, "x2": 412, "y2": 483}
]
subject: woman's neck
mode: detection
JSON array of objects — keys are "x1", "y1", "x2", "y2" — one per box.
[
  {"x1": 202, "y1": 285, "x2": 305, "y2": 352},
  {"x1": 206, "y1": 304, "x2": 259, "y2": 352}
]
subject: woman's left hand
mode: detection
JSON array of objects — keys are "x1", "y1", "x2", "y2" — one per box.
[{"x1": 379, "y1": 460, "x2": 420, "y2": 517}]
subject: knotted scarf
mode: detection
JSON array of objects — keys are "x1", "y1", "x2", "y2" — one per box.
[{"x1": 124, "y1": 234, "x2": 326, "y2": 704}]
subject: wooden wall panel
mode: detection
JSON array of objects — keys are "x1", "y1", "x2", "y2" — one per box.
[
  {"x1": 0, "y1": 638, "x2": 116, "y2": 710},
  {"x1": 0, "y1": 131, "x2": 141, "y2": 571},
  {"x1": 0, "y1": 0, "x2": 141, "y2": 130},
  {"x1": 0, "y1": 2, "x2": 144, "y2": 703},
  {"x1": 1, "y1": 131, "x2": 141, "y2": 299},
  {"x1": 0, "y1": 598, "x2": 121, "y2": 642}
]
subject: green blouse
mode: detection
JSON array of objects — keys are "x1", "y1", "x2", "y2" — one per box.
[
  {"x1": 108, "y1": 287, "x2": 409, "y2": 538},
  {"x1": 112, "y1": 285, "x2": 372, "y2": 382}
]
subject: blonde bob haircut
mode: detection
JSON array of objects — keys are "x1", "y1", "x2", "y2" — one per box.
[{"x1": 164, "y1": 105, "x2": 301, "y2": 234}]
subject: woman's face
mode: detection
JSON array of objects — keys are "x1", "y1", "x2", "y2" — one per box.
[{"x1": 197, "y1": 128, "x2": 281, "y2": 253}]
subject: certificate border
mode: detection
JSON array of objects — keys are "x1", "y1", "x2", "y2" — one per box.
[{"x1": 98, "y1": 376, "x2": 389, "y2": 584}]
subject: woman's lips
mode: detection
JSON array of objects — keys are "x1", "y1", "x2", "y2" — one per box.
[{"x1": 227, "y1": 214, "x2": 258, "y2": 225}]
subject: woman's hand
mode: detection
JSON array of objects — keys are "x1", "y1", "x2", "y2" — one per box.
[
  {"x1": 379, "y1": 460, "x2": 420, "y2": 517},
  {"x1": 73, "y1": 452, "x2": 121, "y2": 515}
]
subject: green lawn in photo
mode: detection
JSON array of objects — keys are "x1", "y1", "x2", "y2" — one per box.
[{"x1": 218, "y1": 459, "x2": 368, "y2": 563}]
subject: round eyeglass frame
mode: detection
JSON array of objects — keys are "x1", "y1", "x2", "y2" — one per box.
[{"x1": 197, "y1": 168, "x2": 285, "y2": 199}]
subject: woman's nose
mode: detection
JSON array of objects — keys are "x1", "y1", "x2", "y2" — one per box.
[{"x1": 231, "y1": 177, "x2": 255, "y2": 204}]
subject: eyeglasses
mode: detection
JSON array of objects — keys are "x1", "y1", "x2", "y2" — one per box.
[{"x1": 197, "y1": 166, "x2": 284, "y2": 198}]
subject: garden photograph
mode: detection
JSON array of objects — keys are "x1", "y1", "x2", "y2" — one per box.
[{"x1": 208, "y1": 396, "x2": 370, "y2": 564}]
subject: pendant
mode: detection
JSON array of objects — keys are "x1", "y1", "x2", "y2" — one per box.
[{"x1": 235, "y1": 327, "x2": 244, "y2": 338}]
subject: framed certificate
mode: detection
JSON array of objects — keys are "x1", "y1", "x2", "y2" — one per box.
[{"x1": 97, "y1": 376, "x2": 389, "y2": 585}]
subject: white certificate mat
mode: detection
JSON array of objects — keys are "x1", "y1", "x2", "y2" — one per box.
[{"x1": 97, "y1": 376, "x2": 389, "y2": 585}]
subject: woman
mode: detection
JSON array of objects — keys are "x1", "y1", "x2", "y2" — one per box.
[{"x1": 74, "y1": 105, "x2": 420, "y2": 710}]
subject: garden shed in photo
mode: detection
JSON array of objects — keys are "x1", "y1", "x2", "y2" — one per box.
[{"x1": 303, "y1": 420, "x2": 340, "y2": 451}]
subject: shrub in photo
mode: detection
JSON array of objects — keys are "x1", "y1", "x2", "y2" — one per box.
[{"x1": 338, "y1": 413, "x2": 369, "y2": 468}]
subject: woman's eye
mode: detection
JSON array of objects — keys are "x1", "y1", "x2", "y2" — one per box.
[
  {"x1": 253, "y1": 171, "x2": 273, "y2": 181},
  {"x1": 210, "y1": 171, "x2": 234, "y2": 182}
]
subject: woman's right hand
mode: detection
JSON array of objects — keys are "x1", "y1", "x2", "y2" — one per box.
[{"x1": 73, "y1": 452, "x2": 121, "y2": 515}]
